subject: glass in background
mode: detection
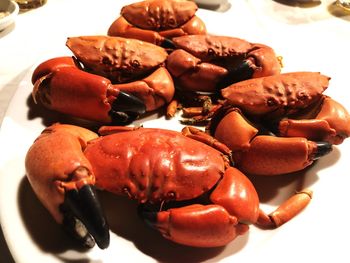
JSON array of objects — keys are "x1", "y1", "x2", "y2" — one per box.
[
  {"x1": 15, "y1": 0, "x2": 46, "y2": 11},
  {"x1": 336, "y1": 0, "x2": 350, "y2": 11}
]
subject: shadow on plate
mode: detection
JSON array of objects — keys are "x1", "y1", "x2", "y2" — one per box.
[
  {"x1": 100, "y1": 191, "x2": 247, "y2": 263},
  {"x1": 0, "y1": 226, "x2": 15, "y2": 263},
  {"x1": 26, "y1": 93, "x2": 166, "y2": 132},
  {"x1": 18, "y1": 177, "x2": 91, "y2": 255},
  {"x1": 196, "y1": 2, "x2": 232, "y2": 12},
  {"x1": 0, "y1": 22, "x2": 16, "y2": 39}
]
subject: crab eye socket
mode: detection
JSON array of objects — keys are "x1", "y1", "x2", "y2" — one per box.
[
  {"x1": 208, "y1": 48, "x2": 215, "y2": 56},
  {"x1": 102, "y1": 56, "x2": 112, "y2": 65},
  {"x1": 147, "y1": 18, "x2": 156, "y2": 27},
  {"x1": 167, "y1": 191, "x2": 176, "y2": 200},
  {"x1": 267, "y1": 97, "x2": 278, "y2": 107},
  {"x1": 168, "y1": 18, "x2": 176, "y2": 27},
  {"x1": 131, "y1": 60, "x2": 140, "y2": 68}
]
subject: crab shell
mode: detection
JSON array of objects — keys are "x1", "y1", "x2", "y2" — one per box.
[
  {"x1": 221, "y1": 72, "x2": 330, "y2": 117},
  {"x1": 66, "y1": 35, "x2": 168, "y2": 83},
  {"x1": 121, "y1": 0, "x2": 199, "y2": 30}
]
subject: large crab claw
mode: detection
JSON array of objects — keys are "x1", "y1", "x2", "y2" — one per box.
[
  {"x1": 25, "y1": 124, "x2": 110, "y2": 248},
  {"x1": 278, "y1": 96, "x2": 350, "y2": 145},
  {"x1": 108, "y1": 0, "x2": 206, "y2": 46},
  {"x1": 32, "y1": 57, "x2": 146, "y2": 124}
]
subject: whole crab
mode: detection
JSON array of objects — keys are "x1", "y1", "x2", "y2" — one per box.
[
  {"x1": 182, "y1": 72, "x2": 350, "y2": 175},
  {"x1": 25, "y1": 124, "x2": 316, "y2": 248},
  {"x1": 32, "y1": 36, "x2": 175, "y2": 124},
  {"x1": 108, "y1": 0, "x2": 207, "y2": 46},
  {"x1": 166, "y1": 34, "x2": 282, "y2": 93}
]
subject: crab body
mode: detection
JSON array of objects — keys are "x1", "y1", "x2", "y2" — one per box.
[{"x1": 85, "y1": 127, "x2": 225, "y2": 203}]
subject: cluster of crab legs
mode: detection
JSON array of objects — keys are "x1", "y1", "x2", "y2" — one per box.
[{"x1": 26, "y1": 0, "x2": 350, "y2": 250}]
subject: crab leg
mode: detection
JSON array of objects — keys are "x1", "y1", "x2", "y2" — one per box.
[
  {"x1": 183, "y1": 124, "x2": 332, "y2": 176},
  {"x1": 278, "y1": 96, "x2": 350, "y2": 145},
  {"x1": 211, "y1": 168, "x2": 313, "y2": 228},
  {"x1": 108, "y1": 16, "x2": 206, "y2": 46},
  {"x1": 256, "y1": 189, "x2": 313, "y2": 228},
  {"x1": 141, "y1": 203, "x2": 247, "y2": 247},
  {"x1": 108, "y1": 17, "x2": 165, "y2": 45},
  {"x1": 234, "y1": 135, "x2": 332, "y2": 176},
  {"x1": 159, "y1": 16, "x2": 206, "y2": 40},
  {"x1": 25, "y1": 124, "x2": 110, "y2": 248}
]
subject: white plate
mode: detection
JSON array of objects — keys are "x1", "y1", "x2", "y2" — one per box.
[{"x1": 1, "y1": 7, "x2": 350, "y2": 263}]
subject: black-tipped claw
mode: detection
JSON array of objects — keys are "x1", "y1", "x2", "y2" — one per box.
[
  {"x1": 60, "y1": 185, "x2": 110, "y2": 249},
  {"x1": 110, "y1": 91, "x2": 146, "y2": 124},
  {"x1": 313, "y1": 141, "x2": 333, "y2": 160},
  {"x1": 161, "y1": 38, "x2": 176, "y2": 50},
  {"x1": 217, "y1": 60, "x2": 254, "y2": 88}
]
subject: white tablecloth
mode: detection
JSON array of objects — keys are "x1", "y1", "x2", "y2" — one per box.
[{"x1": 0, "y1": 0, "x2": 349, "y2": 262}]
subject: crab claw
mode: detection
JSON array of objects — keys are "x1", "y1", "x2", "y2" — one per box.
[
  {"x1": 25, "y1": 124, "x2": 110, "y2": 249},
  {"x1": 217, "y1": 60, "x2": 255, "y2": 88},
  {"x1": 60, "y1": 174, "x2": 110, "y2": 249},
  {"x1": 110, "y1": 90, "x2": 146, "y2": 124}
]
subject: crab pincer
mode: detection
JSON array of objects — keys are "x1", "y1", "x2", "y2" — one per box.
[{"x1": 25, "y1": 125, "x2": 109, "y2": 248}]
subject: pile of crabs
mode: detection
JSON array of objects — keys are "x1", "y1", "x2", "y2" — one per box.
[{"x1": 25, "y1": 0, "x2": 350, "y2": 250}]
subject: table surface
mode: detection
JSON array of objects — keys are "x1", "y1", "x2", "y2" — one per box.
[{"x1": 1, "y1": 0, "x2": 349, "y2": 262}]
